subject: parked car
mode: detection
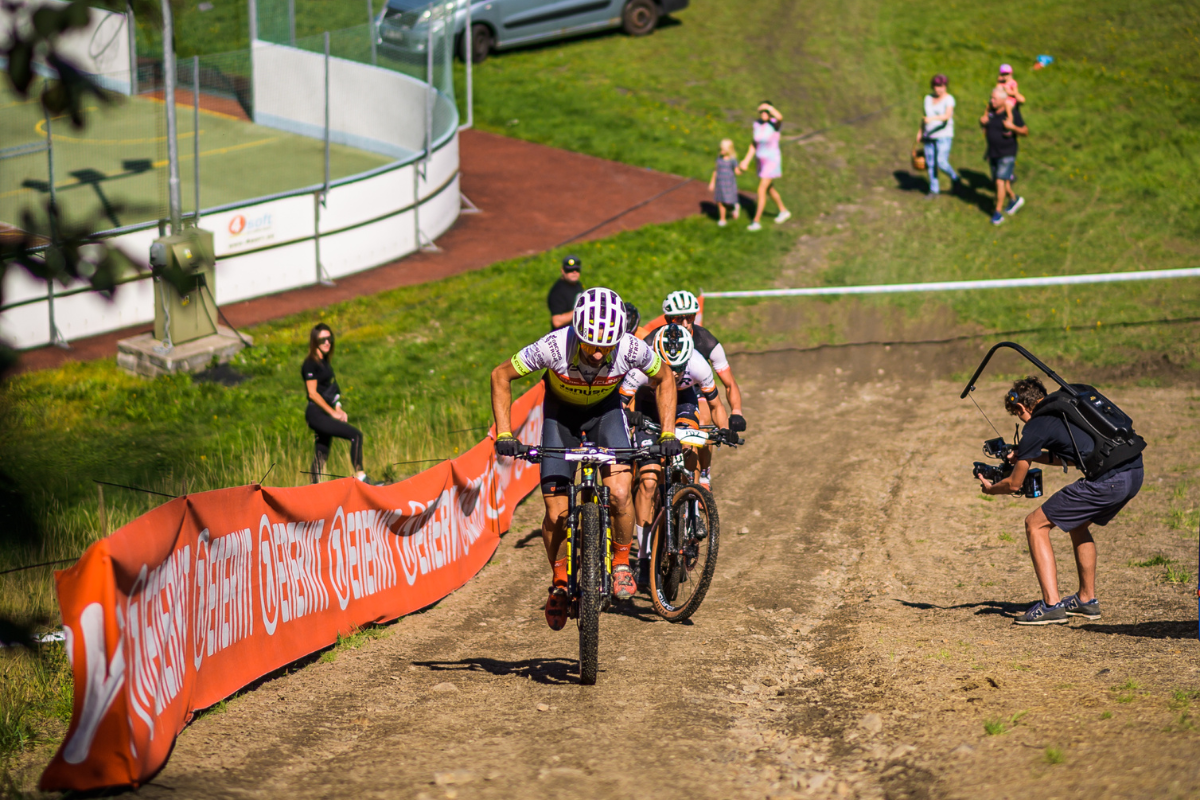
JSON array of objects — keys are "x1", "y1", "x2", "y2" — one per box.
[{"x1": 376, "y1": 0, "x2": 688, "y2": 63}]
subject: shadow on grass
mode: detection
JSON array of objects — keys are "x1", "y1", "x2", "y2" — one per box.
[
  {"x1": 700, "y1": 193, "x2": 757, "y2": 224},
  {"x1": 413, "y1": 656, "x2": 576, "y2": 685},
  {"x1": 1077, "y1": 620, "x2": 1196, "y2": 640},
  {"x1": 891, "y1": 167, "x2": 996, "y2": 216}
]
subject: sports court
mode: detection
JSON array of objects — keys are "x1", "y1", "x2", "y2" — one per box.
[{"x1": 0, "y1": 79, "x2": 391, "y2": 233}]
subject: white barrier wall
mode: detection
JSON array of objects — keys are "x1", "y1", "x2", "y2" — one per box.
[
  {"x1": 0, "y1": 136, "x2": 460, "y2": 350},
  {"x1": 252, "y1": 40, "x2": 435, "y2": 160}
]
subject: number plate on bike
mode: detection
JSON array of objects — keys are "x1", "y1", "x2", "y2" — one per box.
[
  {"x1": 676, "y1": 430, "x2": 710, "y2": 446},
  {"x1": 565, "y1": 449, "x2": 617, "y2": 463}
]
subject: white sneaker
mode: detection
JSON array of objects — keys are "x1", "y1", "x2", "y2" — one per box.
[
  {"x1": 775, "y1": 209, "x2": 792, "y2": 224},
  {"x1": 747, "y1": 221, "x2": 762, "y2": 231},
  {"x1": 718, "y1": 219, "x2": 727, "y2": 227},
  {"x1": 698, "y1": 468, "x2": 711, "y2": 489}
]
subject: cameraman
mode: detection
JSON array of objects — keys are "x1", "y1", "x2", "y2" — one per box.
[{"x1": 978, "y1": 377, "x2": 1143, "y2": 626}]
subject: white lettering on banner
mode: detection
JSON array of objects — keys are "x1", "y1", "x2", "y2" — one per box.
[
  {"x1": 327, "y1": 507, "x2": 400, "y2": 610},
  {"x1": 192, "y1": 528, "x2": 254, "y2": 670},
  {"x1": 61, "y1": 604, "x2": 126, "y2": 765},
  {"x1": 394, "y1": 484, "x2": 488, "y2": 587},
  {"x1": 257, "y1": 516, "x2": 329, "y2": 635},
  {"x1": 487, "y1": 403, "x2": 543, "y2": 521},
  {"x1": 126, "y1": 547, "x2": 191, "y2": 738}
]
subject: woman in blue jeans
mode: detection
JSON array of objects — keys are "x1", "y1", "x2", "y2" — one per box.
[{"x1": 916, "y1": 73, "x2": 960, "y2": 197}]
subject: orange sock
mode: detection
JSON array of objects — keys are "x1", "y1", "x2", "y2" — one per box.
[
  {"x1": 613, "y1": 542, "x2": 631, "y2": 568},
  {"x1": 551, "y1": 557, "x2": 568, "y2": 588}
]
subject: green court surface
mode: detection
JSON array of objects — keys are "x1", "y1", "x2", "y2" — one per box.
[{"x1": 0, "y1": 81, "x2": 392, "y2": 234}]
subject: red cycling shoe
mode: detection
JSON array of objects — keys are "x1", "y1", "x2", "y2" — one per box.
[
  {"x1": 545, "y1": 585, "x2": 570, "y2": 631},
  {"x1": 613, "y1": 565, "x2": 636, "y2": 601}
]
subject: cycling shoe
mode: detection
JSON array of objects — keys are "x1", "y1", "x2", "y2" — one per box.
[
  {"x1": 613, "y1": 565, "x2": 636, "y2": 601},
  {"x1": 545, "y1": 586, "x2": 570, "y2": 631}
]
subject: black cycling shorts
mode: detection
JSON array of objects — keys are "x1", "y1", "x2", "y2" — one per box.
[
  {"x1": 540, "y1": 391, "x2": 631, "y2": 495},
  {"x1": 632, "y1": 387, "x2": 699, "y2": 466}
]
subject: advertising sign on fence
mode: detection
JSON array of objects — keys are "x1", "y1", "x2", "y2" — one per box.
[{"x1": 40, "y1": 384, "x2": 544, "y2": 791}]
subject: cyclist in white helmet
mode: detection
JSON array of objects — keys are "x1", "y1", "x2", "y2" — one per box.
[
  {"x1": 491, "y1": 287, "x2": 680, "y2": 630},
  {"x1": 621, "y1": 324, "x2": 730, "y2": 588},
  {"x1": 661, "y1": 290, "x2": 745, "y2": 488}
]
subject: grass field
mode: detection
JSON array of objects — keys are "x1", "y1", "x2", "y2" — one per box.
[
  {"x1": 3, "y1": 0, "x2": 1200, "y2": 765},
  {"x1": 0, "y1": 80, "x2": 391, "y2": 234}
]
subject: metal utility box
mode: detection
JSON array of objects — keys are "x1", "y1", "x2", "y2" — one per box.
[{"x1": 151, "y1": 229, "x2": 218, "y2": 346}]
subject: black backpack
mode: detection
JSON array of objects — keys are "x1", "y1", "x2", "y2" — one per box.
[
  {"x1": 1029, "y1": 385, "x2": 1145, "y2": 480},
  {"x1": 961, "y1": 342, "x2": 1147, "y2": 482}
]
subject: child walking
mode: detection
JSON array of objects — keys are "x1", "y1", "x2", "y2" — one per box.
[{"x1": 709, "y1": 138, "x2": 741, "y2": 226}]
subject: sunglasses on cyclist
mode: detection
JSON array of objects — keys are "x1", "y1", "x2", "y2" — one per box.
[
  {"x1": 578, "y1": 342, "x2": 615, "y2": 359},
  {"x1": 665, "y1": 314, "x2": 695, "y2": 325}
]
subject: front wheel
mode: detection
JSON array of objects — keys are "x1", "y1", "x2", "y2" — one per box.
[
  {"x1": 577, "y1": 502, "x2": 603, "y2": 685},
  {"x1": 622, "y1": 0, "x2": 659, "y2": 36},
  {"x1": 649, "y1": 484, "x2": 719, "y2": 621},
  {"x1": 458, "y1": 23, "x2": 493, "y2": 63}
]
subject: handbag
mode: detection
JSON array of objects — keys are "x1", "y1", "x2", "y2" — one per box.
[{"x1": 911, "y1": 146, "x2": 926, "y2": 172}]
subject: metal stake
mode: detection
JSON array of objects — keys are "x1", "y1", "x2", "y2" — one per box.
[
  {"x1": 193, "y1": 55, "x2": 201, "y2": 224},
  {"x1": 288, "y1": 0, "x2": 295, "y2": 45},
  {"x1": 126, "y1": 1, "x2": 138, "y2": 95},
  {"x1": 462, "y1": 0, "x2": 472, "y2": 130},
  {"x1": 323, "y1": 30, "x2": 330, "y2": 196},
  {"x1": 247, "y1": 0, "x2": 257, "y2": 119},
  {"x1": 44, "y1": 109, "x2": 69, "y2": 349},
  {"x1": 161, "y1": 0, "x2": 182, "y2": 233},
  {"x1": 367, "y1": 0, "x2": 377, "y2": 66}
]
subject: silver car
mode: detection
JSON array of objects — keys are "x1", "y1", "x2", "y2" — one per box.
[{"x1": 376, "y1": 0, "x2": 689, "y2": 62}]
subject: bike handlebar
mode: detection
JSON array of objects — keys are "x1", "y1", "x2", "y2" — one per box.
[
  {"x1": 507, "y1": 444, "x2": 663, "y2": 463},
  {"x1": 634, "y1": 418, "x2": 744, "y2": 447}
]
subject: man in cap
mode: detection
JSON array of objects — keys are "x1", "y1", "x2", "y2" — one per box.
[{"x1": 547, "y1": 255, "x2": 585, "y2": 330}]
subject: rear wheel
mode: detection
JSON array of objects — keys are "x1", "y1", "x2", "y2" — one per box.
[
  {"x1": 621, "y1": 0, "x2": 658, "y2": 36},
  {"x1": 458, "y1": 23, "x2": 493, "y2": 63},
  {"x1": 577, "y1": 502, "x2": 603, "y2": 685},
  {"x1": 649, "y1": 484, "x2": 719, "y2": 621}
]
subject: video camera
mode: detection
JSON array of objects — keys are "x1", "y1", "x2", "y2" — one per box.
[{"x1": 971, "y1": 437, "x2": 1043, "y2": 498}]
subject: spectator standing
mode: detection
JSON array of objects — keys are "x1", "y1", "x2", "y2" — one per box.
[
  {"x1": 708, "y1": 138, "x2": 741, "y2": 226},
  {"x1": 739, "y1": 101, "x2": 792, "y2": 231},
  {"x1": 301, "y1": 324, "x2": 383, "y2": 485},
  {"x1": 547, "y1": 255, "x2": 584, "y2": 330},
  {"x1": 916, "y1": 74, "x2": 961, "y2": 198},
  {"x1": 980, "y1": 86, "x2": 1028, "y2": 225}
]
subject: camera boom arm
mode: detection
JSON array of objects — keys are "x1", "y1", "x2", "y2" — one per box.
[{"x1": 959, "y1": 341, "x2": 1078, "y2": 400}]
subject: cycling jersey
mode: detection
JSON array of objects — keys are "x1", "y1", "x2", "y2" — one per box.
[
  {"x1": 512, "y1": 327, "x2": 662, "y2": 407},
  {"x1": 691, "y1": 324, "x2": 730, "y2": 373},
  {"x1": 620, "y1": 350, "x2": 718, "y2": 402}
]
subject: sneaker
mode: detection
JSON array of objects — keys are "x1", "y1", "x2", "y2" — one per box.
[
  {"x1": 775, "y1": 209, "x2": 792, "y2": 224},
  {"x1": 1005, "y1": 195, "x2": 1025, "y2": 215},
  {"x1": 718, "y1": 219, "x2": 727, "y2": 227},
  {"x1": 613, "y1": 565, "x2": 636, "y2": 600},
  {"x1": 1061, "y1": 593, "x2": 1101, "y2": 620},
  {"x1": 698, "y1": 468, "x2": 711, "y2": 489},
  {"x1": 635, "y1": 557, "x2": 651, "y2": 593},
  {"x1": 545, "y1": 586, "x2": 570, "y2": 631},
  {"x1": 1014, "y1": 600, "x2": 1068, "y2": 626},
  {"x1": 991, "y1": 211, "x2": 1004, "y2": 226},
  {"x1": 747, "y1": 221, "x2": 762, "y2": 231}
]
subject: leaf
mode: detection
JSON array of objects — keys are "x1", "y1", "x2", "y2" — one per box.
[
  {"x1": 64, "y1": 0, "x2": 90, "y2": 30},
  {"x1": 31, "y1": 6, "x2": 60, "y2": 37},
  {"x1": 7, "y1": 41, "x2": 34, "y2": 93}
]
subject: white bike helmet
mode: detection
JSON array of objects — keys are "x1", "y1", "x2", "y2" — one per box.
[
  {"x1": 573, "y1": 287, "x2": 626, "y2": 346},
  {"x1": 654, "y1": 324, "x2": 694, "y2": 371},
  {"x1": 662, "y1": 290, "x2": 700, "y2": 317}
]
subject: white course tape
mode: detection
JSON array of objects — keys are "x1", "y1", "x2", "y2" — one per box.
[{"x1": 703, "y1": 267, "x2": 1200, "y2": 299}]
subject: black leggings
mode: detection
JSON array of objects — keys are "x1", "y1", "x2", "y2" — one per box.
[{"x1": 305, "y1": 404, "x2": 363, "y2": 477}]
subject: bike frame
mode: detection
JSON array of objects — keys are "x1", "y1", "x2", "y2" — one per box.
[{"x1": 565, "y1": 461, "x2": 613, "y2": 603}]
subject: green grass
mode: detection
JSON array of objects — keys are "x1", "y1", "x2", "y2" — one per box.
[
  {"x1": 1129, "y1": 554, "x2": 1173, "y2": 567},
  {"x1": 0, "y1": 79, "x2": 390, "y2": 233},
  {"x1": 1163, "y1": 564, "x2": 1193, "y2": 585},
  {"x1": 1113, "y1": 679, "x2": 1141, "y2": 704},
  {"x1": 1044, "y1": 746, "x2": 1065, "y2": 765},
  {"x1": 983, "y1": 718, "x2": 1007, "y2": 736}
]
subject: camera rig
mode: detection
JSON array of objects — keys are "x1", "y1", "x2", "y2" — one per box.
[
  {"x1": 960, "y1": 341, "x2": 1146, "y2": 486},
  {"x1": 971, "y1": 437, "x2": 1044, "y2": 498}
]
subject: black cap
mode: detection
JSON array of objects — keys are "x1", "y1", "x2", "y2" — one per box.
[{"x1": 562, "y1": 255, "x2": 582, "y2": 272}]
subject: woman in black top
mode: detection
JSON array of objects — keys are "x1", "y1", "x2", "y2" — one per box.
[{"x1": 301, "y1": 324, "x2": 381, "y2": 484}]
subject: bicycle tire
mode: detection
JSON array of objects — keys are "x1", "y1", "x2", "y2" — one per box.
[
  {"x1": 649, "y1": 484, "x2": 720, "y2": 621},
  {"x1": 577, "y1": 502, "x2": 603, "y2": 685}
]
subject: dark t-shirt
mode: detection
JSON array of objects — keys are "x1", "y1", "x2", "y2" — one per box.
[
  {"x1": 301, "y1": 357, "x2": 339, "y2": 406},
  {"x1": 547, "y1": 278, "x2": 584, "y2": 329},
  {"x1": 1015, "y1": 413, "x2": 1143, "y2": 477},
  {"x1": 984, "y1": 105, "x2": 1025, "y2": 160},
  {"x1": 691, "y1": 324, "x2": 720, "y2": 361}
]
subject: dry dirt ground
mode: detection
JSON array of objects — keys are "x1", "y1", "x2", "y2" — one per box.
[{"x1": 13, "y1": 342, "x2": 1200, "y2": 799}]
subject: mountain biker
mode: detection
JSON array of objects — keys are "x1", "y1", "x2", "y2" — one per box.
[
  {"x1": 660, "y1": 290, "x2": 746, "y2": 488},
  {"x1": 490, "y1": 287, "x2": 680, "y2": 630},
  {"x1": 621, "y1": 324, "x2": 730, "y2": 590}
]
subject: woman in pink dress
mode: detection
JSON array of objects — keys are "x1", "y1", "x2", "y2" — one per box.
[{"x1": 739, "y1": 101, "x2": 792, "y2": 230}]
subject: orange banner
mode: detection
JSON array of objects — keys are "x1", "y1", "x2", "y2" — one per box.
[{"x1": 40, "y1": 383, "x2": 546, "y2": 791}]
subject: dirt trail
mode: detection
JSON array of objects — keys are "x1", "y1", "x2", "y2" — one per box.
[{"x1": 91, "y1": 345, "x2": 1198, "y2": 800}]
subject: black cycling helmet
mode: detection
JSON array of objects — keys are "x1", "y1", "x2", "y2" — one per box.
[
  {"x1": 562, "y1": 255, "x2": 582, "y2": 272},
  {"x1": 623, "y1": 301, "x2": 640, "y2": 333}
]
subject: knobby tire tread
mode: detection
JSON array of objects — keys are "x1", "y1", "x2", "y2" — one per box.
[
  {"x1": 649, "y1": 483, "x2": 719, "y2": 622},
  {"x1": 577, "y1": 503, "x2": 602, "y2": 685}
]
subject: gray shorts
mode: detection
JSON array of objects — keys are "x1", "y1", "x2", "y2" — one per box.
[
  {"x1": 1041, "y1": 466, "x2": 1143, "y2": 532},
  {"x1": 990, "y1": 155, "x2": 1016, "y2": 182}
]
